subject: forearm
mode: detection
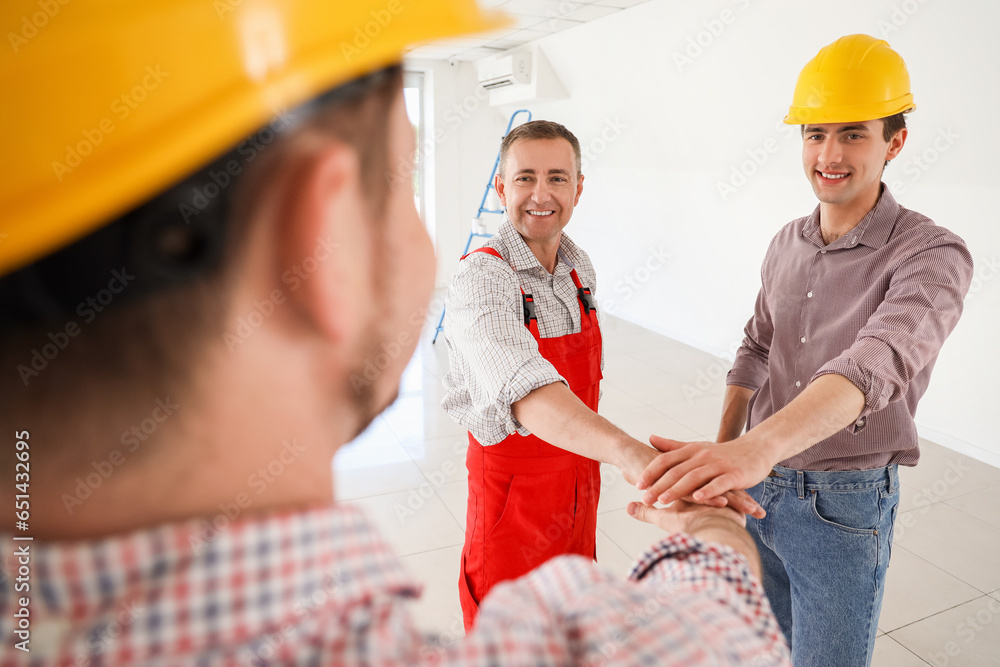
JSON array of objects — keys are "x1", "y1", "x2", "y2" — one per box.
[
  {"x1": 689, "y1": 518, "x2": 763, "y2": 581},
  {"x1": 512, "y1": 382, "x2": 642, "y2": 469},
  {"x1": 743, "y1": 373, "x2": 864, "y2": 464},
  {"x1": 716, "y1": 385, "x2": 754, "y2": 443}
]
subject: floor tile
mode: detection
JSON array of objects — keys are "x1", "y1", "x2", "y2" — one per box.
[
  {"x1": 341, "y1": 415, "x2": 400, "y2": 452},
  {"x1": 597, "y1": 508, "x2": 671, "y2": 561},
  {"x1": 435, "y1": 479, "x2": 469, "y2": 532},
  {"x1": 604, "y1": 372, "x2": 688, "y2": 406},
  {"x1": 890, "y1": 596, "x2": 1000, "y2": 667},
  {"x1": 652, "y1": 394, "x2": 725, "y2": 435},
  {"x1": 402, "y1": 434, "x2": 469, "y2": 483},
  {"x1": 601, "y1": 351, "x2": 662, "y2": 383},
  {"x1": 597, "y1": 463, "x2": 644, "y2": 514},
  {"x1": 879, "y1": 545, "x2": 981, "y2": 632},
  {"x1": 596, "y1": 528, "x2": 636, "y2": 578},
  {"x1": 894, "y1": 503, "x2": 1000, "y2": 593},
  {"x1": 597, "y1": 382, "x2": 646, "y2": 415},
  {"x1": 898, "y1": 439, "x2": 1000, "y2": 504},
  {"x1": 945, "y1": 486, "x2": 1000, "y2": 531},
  {"x1": 600, "y1": 404, "x2": 699, "y2": 446},
  {"x1": 341, "y1": 489, "x2": 465, "y2": 557},
  {"x1": 333, "y1": 443, "x2": 428, "y2": 500},
  {"x1": 381, "y1": 395, "x2": 469, "y2": 443},
  {"x1": 898, "y1": 482, "x2": 924, "y2": 514},
  {"x1": 872, "y1": 636, "x2": 931, "y2": 667},
  {"x1": 398, "y1": 545, "x2": 466, "y2": 637}
]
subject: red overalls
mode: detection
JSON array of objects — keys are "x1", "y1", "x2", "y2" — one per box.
[{"x1": 458, "y1": 246, "x2": 603, "y2": 630}]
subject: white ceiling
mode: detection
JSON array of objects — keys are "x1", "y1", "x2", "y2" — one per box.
[{"x1": 406, "y1": 0, "x2": 650, "y2": 62}]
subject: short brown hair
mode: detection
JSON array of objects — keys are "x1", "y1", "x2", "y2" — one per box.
[
  {"x1": 0, "y1": 66, "x2": 402, "y2": 426},
  {"x1": 498, "y1": 120, "x2": 582, "y2": 178},
  {"x1": 881, "y1": 112, "x2": 907, "y2": 142}
]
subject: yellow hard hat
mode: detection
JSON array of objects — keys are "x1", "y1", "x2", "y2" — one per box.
[
  {"x1": 0, "y1": 0, "x2": 507, "y2": 278},
  {"x1": 784, "y1": 34, "x2": 915, "y2": 125}
]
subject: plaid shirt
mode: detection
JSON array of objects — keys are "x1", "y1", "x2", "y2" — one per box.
[
  {"x1": 442, "y1": 216, "x2": 604, "y2": 446},
  {"x1": 0, "y1": 505, "x2": 789, "y2": 665}
]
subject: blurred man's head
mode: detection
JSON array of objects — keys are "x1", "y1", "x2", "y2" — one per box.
[{"x1": 0, "y1": 0, "x2": 504, "y2": 538}]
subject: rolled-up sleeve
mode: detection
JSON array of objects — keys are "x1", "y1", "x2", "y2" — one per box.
[
  {"x1": 442, "y1": 254, "x2": 566, "y2": 445},
  {"x1": 728, "y1": 250, "x2": 775, "y2": 391},
  {"x1": 812, "y1": 236, "x2": 974, "y2": 432},
  {"x1": 447, "y1": 534, "x2": 790, "y2": 665}
]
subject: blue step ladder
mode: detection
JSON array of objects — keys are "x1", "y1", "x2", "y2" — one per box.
[{"x1": 432, "y1": 109, "x2": 532, "y2": 344}]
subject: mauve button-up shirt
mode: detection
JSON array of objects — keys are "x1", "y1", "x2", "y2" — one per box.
[{"x1": 727, "y1": 185, "x2": 974, "y2": 471}]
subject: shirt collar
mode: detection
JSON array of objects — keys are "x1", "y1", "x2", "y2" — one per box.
[
  {"x1": 497, "y1": 212, "x2": 581, "y2": 275},
  {"x1": 802, "y1": 182, "x2": 900, "y2": 250}
]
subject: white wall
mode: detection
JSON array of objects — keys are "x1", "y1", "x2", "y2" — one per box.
[{"x1": 408, "y1": 0, "x2": 1000, "y2": 465}]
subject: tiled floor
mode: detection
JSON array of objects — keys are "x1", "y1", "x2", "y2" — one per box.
[{"x1": 334, "y1": 314, "x2": 1000, "y2": 666}]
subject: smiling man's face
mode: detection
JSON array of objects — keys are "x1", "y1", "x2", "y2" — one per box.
[
  {"x1": 801, "y1": 120, "x2": 905, "y2": 207},
  {"x1": 495, "y1": 137, "x2": 583, "y2": 247}
]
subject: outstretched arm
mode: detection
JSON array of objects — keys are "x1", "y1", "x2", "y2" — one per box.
[
  {"x1": 637, "y1": 373, "x2": 863, "y2": 505},
  {"x1": 513, "y1": 382, "x2": 765, "y2": 517}
]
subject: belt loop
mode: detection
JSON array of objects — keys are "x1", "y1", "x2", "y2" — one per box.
[
  {"x1": 796, "y1": 470, "x2": 805, "y2": 499},
  {"x1": 887, "y1": 464, "x2": 898, "y2": 494}
]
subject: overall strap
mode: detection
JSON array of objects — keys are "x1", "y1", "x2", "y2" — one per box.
[{"x1": 463, "y1": 247, "x2": 536, "y2": 327}]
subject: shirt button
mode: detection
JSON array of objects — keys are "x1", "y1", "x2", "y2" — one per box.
[
  {"x1": 820, "y1": 250, "x2": 827, "y2": 254},
  {"x1": 795, "y1": 381, "x2": 802, "y2": 387},
  {"x1": 807, "y1": 291, "x2": 813, "y2": 298},
  {"x1": 800, "y1": 336, "x2": 806, "y2": 343},
  {"x1": 857, "y1": 417, "x2": 866, "y2": 427}
]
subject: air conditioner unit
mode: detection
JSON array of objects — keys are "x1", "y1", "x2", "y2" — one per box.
[{"x1": 477, "y1": 53, "x2": 531, "y2": 90}]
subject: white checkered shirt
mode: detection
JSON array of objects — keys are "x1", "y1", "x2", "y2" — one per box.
[{"x1": 442, "y1": 216, "x2": 603, "y2": 446}]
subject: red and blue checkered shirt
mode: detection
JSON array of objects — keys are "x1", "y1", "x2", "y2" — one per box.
[{"x1": 0, "y1": 505, "x2": 789, "y2": 665}]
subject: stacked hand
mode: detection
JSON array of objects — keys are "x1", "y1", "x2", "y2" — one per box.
[
  {"x1": 617, "y1": 437, "x2": 766, "y2": 519},
  {"x1": 636, "y1": 435, "x2": 774, "y2": 509}
]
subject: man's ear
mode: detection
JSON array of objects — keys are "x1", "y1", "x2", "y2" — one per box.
[
  {"x1": 494, "y1": 173, "x2": 506, "y2": 206},
  {"x1": 263, "y1": 140, "x2": 374, "y2": 348},
  {"x1": 574, "y1": 173, "x2": 584, "y2": 206},
  {"x1": 885, "y1": 127, "x2": 908, "y2": 162}
]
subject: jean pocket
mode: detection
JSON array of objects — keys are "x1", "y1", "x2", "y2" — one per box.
[{"x1": 809, "y1": 488, "x2": 881, "y2": 535}]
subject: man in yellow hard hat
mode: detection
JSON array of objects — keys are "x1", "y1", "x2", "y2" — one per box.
[
  {"x1": 636, "y1": 34, "x2": 973, "y2": 665},
  {"x1": 0, "y1": 1, "x2": 790, "y2": 664}
]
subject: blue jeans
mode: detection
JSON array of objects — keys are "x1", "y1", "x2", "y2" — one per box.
[{"x1": 746, "y1": 463, "x2": 900, "y2": 667}]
